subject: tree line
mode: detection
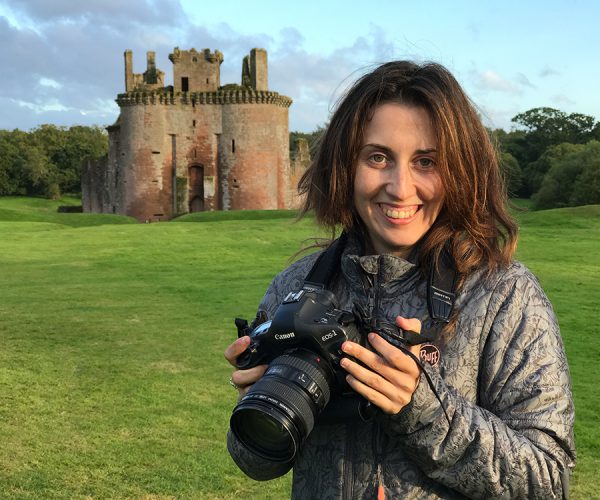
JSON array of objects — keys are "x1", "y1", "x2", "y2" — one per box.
[
  {"x1": 494, "y1": 107, "x2": 600, "y2": 209},
  {"x1": 1, "y1": 107, "x2": 599, "y2": 210},
  {"x1": 0, "y1": 124, "x2": 108, "y2": 199}
]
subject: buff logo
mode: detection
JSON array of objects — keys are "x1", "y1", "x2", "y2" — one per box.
[
  {"x1": 420, "y1": 344, "x2": 441, "y2": 366},
  {"x1": 274, "y1": 332, "x2": 296, "y2": 340}
]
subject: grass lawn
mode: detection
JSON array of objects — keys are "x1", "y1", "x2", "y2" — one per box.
[{"x1": 0, "y1": 196, "x2": 597, "y2": 498}]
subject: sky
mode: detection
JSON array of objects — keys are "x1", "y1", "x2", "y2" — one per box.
[{"x1": 0, "y1": 0, "x2": 599, "y2": 133}]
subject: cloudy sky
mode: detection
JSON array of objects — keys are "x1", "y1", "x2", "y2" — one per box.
[{"x1": 1, "y1": 0, "x2": 599, "y2": 132}]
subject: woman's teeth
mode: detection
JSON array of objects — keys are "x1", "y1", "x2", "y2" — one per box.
[{"x1": 383, "y1": 207, "x2": 417, "y2": 219}]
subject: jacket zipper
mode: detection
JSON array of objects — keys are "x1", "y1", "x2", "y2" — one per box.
[{"x1": 361, "y1": 258, "x2": 388, "y2": 498}]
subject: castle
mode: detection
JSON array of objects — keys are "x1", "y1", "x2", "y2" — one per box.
[{"x1": 82, "y1": 47, "x2": 305, "y2": 221}]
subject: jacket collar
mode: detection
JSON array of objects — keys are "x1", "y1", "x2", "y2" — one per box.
[{"x1": 340, "y1": 231, "x2": 418, "y2": 283}]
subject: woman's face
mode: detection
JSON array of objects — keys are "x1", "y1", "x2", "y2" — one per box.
[{"x1": 353, "y1": 102, "x2": 444, "y2": 258}]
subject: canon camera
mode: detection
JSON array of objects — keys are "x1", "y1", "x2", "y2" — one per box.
[{"x1": 229, "y1": 286, "x2": 370, "y2": 464}]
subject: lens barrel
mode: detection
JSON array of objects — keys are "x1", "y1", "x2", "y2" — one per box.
[{"x1": 230, "y1": 349, "x2": 332, "y2": 463}]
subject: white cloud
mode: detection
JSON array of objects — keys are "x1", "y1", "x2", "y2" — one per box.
[
  {"x1": 474, "y1": 70, "x2": 521, "y2": 94},
  {"x1": 13, "y1": 98, "x2": 71, "y2": 113},
  {"x1": 38, "y1": 77, "x2": 62, "y2": 89}
]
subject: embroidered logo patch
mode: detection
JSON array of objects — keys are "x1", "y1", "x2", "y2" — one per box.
[{"x1": 420, "y1": 344, "x2": 441, "y2": 366}]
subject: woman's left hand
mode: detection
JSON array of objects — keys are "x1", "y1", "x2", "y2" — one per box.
[{"x1": 340, "y1": 316, "x2": 422, "y2": 415}]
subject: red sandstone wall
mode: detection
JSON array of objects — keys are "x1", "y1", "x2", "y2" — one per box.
[{"x1": 219, "y1": 103, "x2": 289, "y2": 210}]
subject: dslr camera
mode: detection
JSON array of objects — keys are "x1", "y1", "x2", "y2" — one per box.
[{"x1": 230, "y1": 286, "x2": 368, "y2": 463}]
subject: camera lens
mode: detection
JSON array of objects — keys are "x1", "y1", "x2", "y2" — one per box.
[{"x1": 230, "y1": 349, "x2": 332, "y2": 463}]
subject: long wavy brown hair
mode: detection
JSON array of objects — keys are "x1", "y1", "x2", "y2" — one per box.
[{"x1": 298, "y1": 61, "x2": 518, "y2": 279}]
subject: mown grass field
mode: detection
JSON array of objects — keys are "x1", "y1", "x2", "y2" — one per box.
[{"x1": 0, "y1": 196, "x2": 598, "y2": 499}]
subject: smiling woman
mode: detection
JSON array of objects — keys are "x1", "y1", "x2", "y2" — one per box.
[
  {"x1": 353, "y1": 103, "x2": 444, "y2": 257},
  {"x1": 224, "y1": 61, "x2": 576, "y2": 499}
]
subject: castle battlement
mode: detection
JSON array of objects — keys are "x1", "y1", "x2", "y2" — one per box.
[{"x1": 115, "y1": 89, "x2": 293, "y2": 107}]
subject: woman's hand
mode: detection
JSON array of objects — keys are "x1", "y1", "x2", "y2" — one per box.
[
  {"x1": 224, "y1": 336, "x2": 268, "y2": 397},
  {"x1": 340, "y1": 316, "x2": 422, "y2": 414}
]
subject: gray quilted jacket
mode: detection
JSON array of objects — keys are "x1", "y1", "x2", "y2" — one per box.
[{"x1": 228, "y1": 235, "x2": 576, "y2": 499}]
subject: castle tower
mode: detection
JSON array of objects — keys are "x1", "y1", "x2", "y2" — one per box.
[
  {"x1": 82, "y1": 47, "x2": 292, "y2": 222},
  {"x1": 169, "y1": 47, "x2": 224, "y2": 93}
]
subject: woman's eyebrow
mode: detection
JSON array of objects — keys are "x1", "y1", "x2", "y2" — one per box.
[
  {"x1": 360, "y1": 143, "x2": 394, "y2": 154},
  {"x1": 361, "y1": 144, "x2": 437, "y2": 155}
]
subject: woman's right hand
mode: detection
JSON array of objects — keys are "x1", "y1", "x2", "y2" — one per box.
[{"x1": 224, "y1": 336, "x2": 268, "y2": 397}]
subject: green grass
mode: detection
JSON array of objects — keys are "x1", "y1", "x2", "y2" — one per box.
[{"x1": 0, "y1": 197, "x2": 597, "y2": 499}]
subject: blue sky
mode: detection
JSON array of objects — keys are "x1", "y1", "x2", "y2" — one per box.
[{"x1": 0, "y1": 0, "x2": 599, "y2": 132}]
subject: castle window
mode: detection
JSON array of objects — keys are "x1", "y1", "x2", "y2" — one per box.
[
  {"x1": 192, "y1": 119, "x2": 196, "y2": 127},
  {"x1": 152, "y1": 151, "x2": 160, "y2": 155},
  {"x1": 232, "y1": 139, "x2": 235, "y2": 153},
  {"x1": 206, "y1": 78, "x2": 209, "y2": 84},
  {"x1": 192, "y1": 57, "x2": 197, "y2": 62},
  {"x1": 182, "y1": 77, "x2": 189, "y2": 92}
]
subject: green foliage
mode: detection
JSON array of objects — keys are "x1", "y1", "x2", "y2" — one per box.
[
  {"x1": 511, "y1": 107, "x2": 595, "y2": 161},
  {"x1": 524, "y1": 142, "x2": 583, "y2": 198},
  {"x1": 492, "y1": 107, "x2": 599, "y2": 200},
  {"x1": 0, "y1": 197, "x2": 597, "y2": 498},
  {"x1": 533, "y1": 141, "x2": 600, "y2": 209},
  {"x1": 0, "y1": 125, "x2": 108, "y2": 198},
  {"x1": 498, "y1": 151, "x2": 522, "y2": 196}
]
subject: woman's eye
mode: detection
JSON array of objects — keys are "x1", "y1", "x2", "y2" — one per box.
[
  {"x1": 416, "y1": 157, "x2": 435, "y2": 168},
  {"x1": 369, "y1": 153, "x2": 387, "y2": 165}
]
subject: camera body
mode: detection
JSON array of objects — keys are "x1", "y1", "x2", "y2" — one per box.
[
  {"x1": 235, "y1": 286, "x2": 362, "y2": 389},
  {"x1": 230, "y1": 286, "x2": 369, "y2": 463}
]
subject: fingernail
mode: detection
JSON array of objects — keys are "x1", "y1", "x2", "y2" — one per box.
[
  {"x1": 341, "y1": 342, "x2": 351, "y2": 353},
  {"x1": 340, "y1": 358, "x2": 349, "y2": 368},
  {"x1": 368, "y1": 333, "x2": 376, "y2": 342}
]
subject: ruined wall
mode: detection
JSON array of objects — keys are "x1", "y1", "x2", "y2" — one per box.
[
  {"x1": 289, "y1": 138, "x2": 311, "y2": 208},
  {"x1": 169, "y1": 48, "x2": 223, "y2": 93},
  {"x1": 113, "y1": 92, "x2": 223, "y2": 220},
  {"x1": 219, "y1": 96, "x2": 290, "y2": 210}
]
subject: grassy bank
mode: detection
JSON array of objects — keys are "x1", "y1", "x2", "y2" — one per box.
[{"x1": 0, "y1": 197, "x2": 597, "y2": 498}]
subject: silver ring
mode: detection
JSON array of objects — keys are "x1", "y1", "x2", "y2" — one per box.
[{"x1": 229, "y1": 377, "x2": 241, "y2": 390}]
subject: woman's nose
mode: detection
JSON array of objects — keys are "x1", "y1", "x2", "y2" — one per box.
[{"x1": 385, "y1": 164, "x2": 416, "y2": 200}]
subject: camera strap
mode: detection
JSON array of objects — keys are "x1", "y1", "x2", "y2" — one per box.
[{"x1": 303, "y1": 232, "x2": 457, "y2": 332}]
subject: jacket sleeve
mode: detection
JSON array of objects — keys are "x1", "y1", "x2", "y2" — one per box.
[{"x1": 379, "y1": 269, "x2": 576, "y2": 499}]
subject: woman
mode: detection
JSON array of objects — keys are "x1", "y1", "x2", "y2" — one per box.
[{"x1": 224, "y1": 61, "x2": 575, "y2": 499}]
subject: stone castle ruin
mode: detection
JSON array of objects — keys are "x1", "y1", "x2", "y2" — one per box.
[{"x1": 82, "y1": 47, "x2": 307, "y2": 221}]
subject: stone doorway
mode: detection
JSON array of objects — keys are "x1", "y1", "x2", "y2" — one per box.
[{"x1": 188, "y1": 165, "x2": 204, "y2": 212}]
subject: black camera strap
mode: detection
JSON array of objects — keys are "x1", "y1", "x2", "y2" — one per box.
[
  {"x1": 303, "y1": 232, "x2": 457, "y2": 332},
  {"x1": 303, "y1": 232, "x2": 348, "y2": 291}
]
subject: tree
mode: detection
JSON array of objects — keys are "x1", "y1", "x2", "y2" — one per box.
[
  {"x1": 533, "y1": 140, "x2": 600, "y2": 209},
  {"x1": 524, "y1": 142, "x2": 582, "y2": 198},
  {"x1": 0, "y1": 124, "x2": 108, "y2": 198},
  {"x1": 498, "y1": 152, "x2": 522, "y2": 197},
  {"x1": 511, "y1": 107, "x2": 596, "y2": 164}
]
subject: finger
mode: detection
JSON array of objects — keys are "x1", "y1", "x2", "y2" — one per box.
[
  {"x1": 369, "y1": 333, "x2": 421, "y2": 377},
  {"x1": 341, "y1": 341, "x2": 419, "y2": 395},
  {"x1": 340, "y1": 355, "x2": 397, "y2": 394},
  {"x1": 395, "y1": 316, "x2": 422, "y2": 334},
  {"x1": 231, "y1": 364, "x2": 268, "y2": 388},
  {"x1": 345, "y1": 373, "x2": 410, "y2": 415},
  {"x1": 342, "y1": 333, "x2": 421, "y2": 383},
  {"x1": 224, "y1": 336, "x2": 251, "y2": 366}
]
